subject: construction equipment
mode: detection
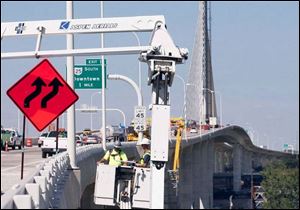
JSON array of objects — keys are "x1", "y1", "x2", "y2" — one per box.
[
  {"x1": 126, "y1": 122, "x2": 138, "y2": 142},
  {"x1": 94, "y1": 163, "x2": 151, "y2": 209},
  {"x1": 127, "y1": 120, "x2": 151, "y2": 142},
  {"x1": 168, "y1": 119, "x2": 184, "y2": 190},
  {"x1": 93, "y1": 14, "x2": 187, "y2": 208}
]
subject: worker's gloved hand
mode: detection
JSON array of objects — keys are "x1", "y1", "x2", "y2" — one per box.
[{"x1": 122, "y1": 160, "x2": 136, "y2": 167}]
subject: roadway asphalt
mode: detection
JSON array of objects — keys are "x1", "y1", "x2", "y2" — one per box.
[{"x1": 1, "y1": 146, "x2": 46, "y2": 194}]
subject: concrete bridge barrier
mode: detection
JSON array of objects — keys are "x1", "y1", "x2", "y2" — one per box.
[
  {"x1": 1, "y1": 142, "x2": 139, "y2": 209},
  {"x1": 1, "y1": 126, "x2": 296, "y2": 209}
]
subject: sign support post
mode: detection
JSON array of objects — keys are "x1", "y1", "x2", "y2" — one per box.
[
  {"x1": 66, "y1": 1, "x2": 77, "y2": 169},
  {"x1": 21, "y1": 115, "x2": 26, "y2": 180},
  {"x1": 56, "y1": 118, "x2": 59, "y2": 155}
]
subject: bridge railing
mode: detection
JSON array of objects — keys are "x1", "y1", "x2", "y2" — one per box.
[
  {"x1": 1, "y1": 151, "x2": 70, "y2": 209},
  {"x1": 1, "y1": 142, "x2": 138, "y2": 209}
]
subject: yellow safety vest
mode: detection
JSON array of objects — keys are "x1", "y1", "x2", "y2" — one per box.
[
  {"x1": 140, "y1": 150, "x2": 151, "y2": 165},
  {"x1": 103, "y1": 149, "x2": 128, "y2": 166}
]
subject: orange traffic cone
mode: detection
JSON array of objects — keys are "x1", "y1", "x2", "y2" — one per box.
[{"x1": 5, "y1": 141, "x2": 8, "y2": 152}]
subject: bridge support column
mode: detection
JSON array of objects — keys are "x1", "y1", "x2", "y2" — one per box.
[
  {"x1": 233, "y1": 144, "x2": 242, "y2": 192},
  {"x1": 177, "y1": 140, "x2": 214, "y2": 209},
  {"x1": 199, "y1": 141, "x2": 214, "y2": 208},
  {"x1": 242, "y1": 149, "x2": 252, "y2": 174},
  {"x1": 207, "y1": 141, "x2": 214, "y2": 208},
  {"x1": 178, "y1": 146, "x2": 194, "y2": 208},
  {"x1": 192, "y1": 142, "x2": 202, "y2": 209},
  {"x1": 215, "y1": 149, "x2": 224, "y2": 173},
  {"x1": 200, "y1": 141, "x2": 209, "y2": 208}
]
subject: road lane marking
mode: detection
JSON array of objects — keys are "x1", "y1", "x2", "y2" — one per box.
[{"x1": 1, "y1": 160, "x2": 45, "y2": 172}]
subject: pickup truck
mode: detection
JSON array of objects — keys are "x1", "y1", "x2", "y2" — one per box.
[
  {"x1": 41, "y1": 131, "x2": 82, "y2": 158},
  {"x1": 41, "y1": 131, "x2": 68, "y2": 158},
  {"x1": 1, "y1": 128, "x2": 22, "y2": 150}
]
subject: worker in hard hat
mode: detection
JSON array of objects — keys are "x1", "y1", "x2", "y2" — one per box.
[
  {"x1": 98, "y1": 140, "x2": 128, "y2": 166},
  {"x1": 136, "y1": 138, "x2": 151, "y2": 168}
]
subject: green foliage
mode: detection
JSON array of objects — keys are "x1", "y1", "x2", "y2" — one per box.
[{"x1": 261, "y1": 158, "x2": 299, "y2": 209}]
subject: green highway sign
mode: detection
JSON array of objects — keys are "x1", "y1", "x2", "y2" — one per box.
[
  {"x1": 74, "y1": 60, "x2": 106, "y2": 89},
  {"x1": 86, "y1": 58, "x2": 107, "y2": 65}
]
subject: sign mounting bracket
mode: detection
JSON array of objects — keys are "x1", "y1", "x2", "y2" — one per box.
[{"x1": 35, "y1": 26, "x2": 45, "y2": 59}]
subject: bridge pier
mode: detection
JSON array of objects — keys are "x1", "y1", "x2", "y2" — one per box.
[
  {"x1": 207, "y1": 141, "x2": 214, "y2": 207},
  {"x1": 192, "y1": 142, "x2": 202, "y2": 209},
  {"x1": 233, "y1": 144, "x2": 242, "y2": 192},
  {"x1": 215, "y1": 149, "x2": 225, "y2": 173},
  {"x1": 178, "y1": 146, "x2": 194, "y2": 208},
  {"x1": 200, "y1": 141, "x2": 209, "y2": 208},
  {"x1": 242, "y1": 149, "x2": 252, "y2": 174},
  {"x1": 178, "y1": 140, "x2": 214, "y2": 209}
]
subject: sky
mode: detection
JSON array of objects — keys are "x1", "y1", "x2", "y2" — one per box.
[{"x1": 1, "y1": 1, "x2": 299, "y2": 151}]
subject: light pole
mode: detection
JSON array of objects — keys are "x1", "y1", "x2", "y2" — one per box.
[
  {"x1": 61, "y1": 112, "x2": 66, "y2": 129},
  {"x1": 100, "y1": 1, "x2": 107, "y2": 151},
  {"x1": 66, "y1": 0, "x2": 77, "y2": 169},
  {"x1": 245, "y1": 124, "x2": 257, "y2": 146},
  {"x1": 289, "y1": 144, "x2": 295, "y2": 154},
  {"x1": 90, "y1": 91, "x2": 101, "y2": 130},
  {"x1": 17, "y1": 109, "x2": 20, "y2": 132},
  {"x1": 214, "y1": 90, "x2": 222, "y2": 127},
  {"x1": 132, "y1": 31, "x2": 142, "y2": 93},
  {"x1": 76, "y1": 107, "x2": 126, "y2": 129},
  {"x1": 186, "y1": 83, "x2": 202, "y2": 137},
  {"x1": 186, "y1": 83, "x2": 223, "y2": 132},
  {"x1": 175, "y1": 75, "x2": 187, "y2": 140},
  {"x1": 263, "y1": 133, "x2": 270, "y2": 149},
  {"x1": 107, "y1": 74, "x2": 143, "y2": 143},
  {"x1": 202, "y1": 88, "x2": 222, "y2": 128}
]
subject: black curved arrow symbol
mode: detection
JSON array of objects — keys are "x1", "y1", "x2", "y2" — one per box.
[
  {"x1": 41, "y1": 78, "x2": 63, "y2": 108},
  {"x1": 24, "y1": 77, "x2": 46, "y2": 108}
]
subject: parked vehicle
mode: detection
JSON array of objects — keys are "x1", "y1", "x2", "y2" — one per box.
[
  {"x1": 1, "y1": 128, "x2": 22, "y2": 150},
  {"x1": 41, "y1": 130, "x2": 68, "y2": 158},
  {"x1": 76, "y1": 135, "x2": 83, "y2": 146},
  {"x1": 83, "y1": 135, "x2": 101, "y2": 145},
  {"x1": 38, "y1": 132, "x2": 49, "y2": 147},
  {"x1": 190, "y1": 127, "x2": 198, "y2": 133}
]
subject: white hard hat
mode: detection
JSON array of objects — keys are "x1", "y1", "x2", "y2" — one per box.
[
  {"x1": 141, "y1": 138, "x2": 150, "y2": 145},
  {"x1": 114, "y1": 140, "x2": 122, "y2": 148}
]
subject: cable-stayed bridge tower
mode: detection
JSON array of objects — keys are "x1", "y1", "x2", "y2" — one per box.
[{"x1": 186, "y1": 1, "x2": 217, "y2": 126}]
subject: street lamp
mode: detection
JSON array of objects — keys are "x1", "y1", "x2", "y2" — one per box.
[
  {"x1": 61, "y1": 112, "x2": 66, "y2": 129},
  {"x1": 186, "y1": 83, "x2": 202, "y2": 137},
  {"x1": 76, "y1": 107, "x2": 126, "y2": 129},
  {"x1": 17, "y1": 109, "x2": 20, "y2": 132},
  {"x1": 202, "y1": 88, "x2": 222, "y2": 128},
  {"x1": 186, "y1": 83, "x2": 223, "y2": 130},
  {"x1": 90, "y1": 91, "x2": 101, "y2": 130},
  {"x1": 263, "y1": 133, "x2": 270, "y2": 150},
  {"x1": 174, "y1": 75, "x2": 186, "y2": 117},
  {"x1": 132, "y1": 31, "x2": 142, "y2": 93},
  {"x1": 246, "y1": 124, "x2": 259, "y2": 146},
  {"x1": 174, "y1": 75, "x2": 187, "y2": 140}
]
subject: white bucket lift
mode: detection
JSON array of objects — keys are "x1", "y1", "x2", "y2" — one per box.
[{"x1": 94, "y1": 164, "x2": 151, "y2": 209}]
